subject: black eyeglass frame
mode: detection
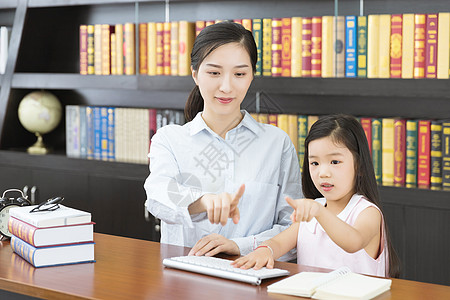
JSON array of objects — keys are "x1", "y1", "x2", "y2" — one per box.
[{"x1": 30, "y1": 196, "x2": 64, "y2": 213}]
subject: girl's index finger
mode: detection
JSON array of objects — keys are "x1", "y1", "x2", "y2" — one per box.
[
  {"x1": 232, "y1": 184, "x2": 245, "y2": 203},
  {"x1": 285, "y1": 196, "x2": 297, "y2": 208}
]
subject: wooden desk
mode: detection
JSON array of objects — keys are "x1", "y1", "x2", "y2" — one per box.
[{"x1": 0, "y1": 233, "x2": 449, "y2": 299}]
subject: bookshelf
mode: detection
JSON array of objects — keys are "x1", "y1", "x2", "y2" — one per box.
[{"x1": 0, "y1": 0, "x2": 448, "y2": 285}]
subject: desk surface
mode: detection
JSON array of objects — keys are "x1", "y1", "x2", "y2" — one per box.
[{"x1": 0, "y1": 233, "x2": 449, "y2": 299}]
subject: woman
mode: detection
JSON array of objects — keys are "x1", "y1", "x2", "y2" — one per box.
[{"x1": 144, "y1": 22, "x2": 301, "y2": 259}]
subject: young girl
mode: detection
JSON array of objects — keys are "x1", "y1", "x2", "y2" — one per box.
[
  {"x1": 232, "y1": 114, "x2": 400, "y2": 277},
  {"x1": 144, "y1": 22, "x2": 301, "y2": 259}
]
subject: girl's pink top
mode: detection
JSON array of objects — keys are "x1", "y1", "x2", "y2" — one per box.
[{"x1": 297, "y1": 194, "x2": 388, "y2": 277}]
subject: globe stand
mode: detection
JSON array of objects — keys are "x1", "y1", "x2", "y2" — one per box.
[{"x1": 27, "y1": 132, "x2": 50, "y2": 155}]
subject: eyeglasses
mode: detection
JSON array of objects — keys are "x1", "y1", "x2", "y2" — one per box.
[{"x1": 30, "y1": 196, "x2": 64, "y2": 213}]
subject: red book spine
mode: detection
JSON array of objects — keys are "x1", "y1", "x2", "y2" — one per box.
[
  {"x1": 281, "y1": 17, "x2": 292, "y2": 77},
  {"x1": 417, "y1": 120, "x2": 431, "y2": 188},
  {"x1": 156, "y1": 22, "x2": 164, "y2": 75},
  {"x1": 268, "y1": 114, "x2": 278, "y2": 127},
  {"x1": 390, "y1": 14, "x2": 402, "y2": 78},
  {"x1": 79, "y1": 25, "x2": 88, "y2": 75},
  {"x1": 271, "y1": 18, "x2": 282, "y2": 77},
  {"x1": 8, "y1": 217, "x2": 37, "y2": 246},
  {"x1": 311, "y1": 16, "x2": 322, "y2": 77},
  {"x1": 425, "y1": 14, "x2": 438, "y2": 78},
  {"x1": 414, "y1": 14, "x2": 426, "y2": 78},
  {"x1": 360, "y1": 118, "x2": 373, "y2": 154},
  {"x1": 394, "y1": 118, "x2": 406, "y2": 186},
  {"x1": 302, "y1": 17, "x2": 312, "y2": 77}
]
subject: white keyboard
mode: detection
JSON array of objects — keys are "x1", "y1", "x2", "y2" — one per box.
[{"x1": 163, "y1": 255, "x2": 289, "y2": 285}]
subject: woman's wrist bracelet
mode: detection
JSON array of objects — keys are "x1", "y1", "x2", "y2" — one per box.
[{"x1": 255, "y1": 245, "x2": 274, "y2": 256}]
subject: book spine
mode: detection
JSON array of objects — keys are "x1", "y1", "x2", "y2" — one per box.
[
  {"x1": 178, "y1": 21, "x2": 195, "y2": 76},
  {"x1": 277, "y1": 114, "x2": 289, "y2": 136},
  {"x1": 147, "y1": 22, "x2": 157, "y2": 76},
  {"x1": 156, "y1": 22, "x2": 164, "y2": 75},
  {"x1": 311, "y1": 16, "x2": 322, "y2": 77},
  {"x1": 101, "y1": 24, "x2": 113, "y2": 75},
  {"x1": 301, "y1": 17, "x2": 312, "y2": 77},
  {"x1": 195, "y1": 20, "x2": 205, "y2": 37},
  {"x1": 367, "y1": 15, "x2": 379, "y2": 78},
  {"x1": 100, "y1": 107, "x2": 108, "y2": 161},
  {"x1": 298, "y1": 115, "x2": 308, "y2": 170},
  {"x1": 442, "y1": 121, "x2": 450, "y2": 190},
  {"x1": 163, "y1": 22, "x2": 171, "y2": 75},
  {"x1": 87, "y1": 25, "x2": 95, "y2": 75},
  {"x1": 11, "y1": 236, "x2": 36, "y2": 267},
  {"x1": 258, "y1": 113, "x2": 268, "y2": 124},
  {"x1": 94, "y1": 24, "x2": 102, "y2": 75},
  {"x1": 425, "y1": 14, "x2": 438, "y2": 79},
  {"x1": 93, "y1": 107, "x2": 101, "y2": 160},
  {"x1": 414, "y1": 14, "x2": 427, "y2": 79},
  {"x1": 242, "y1": 19, "x2": 252, "y2": 31},
  {"x1": 115, "y1": 24, "x2": 124, "y2": 75},
  {"x1": 357, "y1": 16, "x2": 367, "y2": 78},
  {"x1": 402, "y1": 14, "x2": 415, "y2": 78},
  {"x1": 124, "y1": 23, "x2": 136, "y2": 75},
  {"x1": 271, "y1": 18, "x2": 282, "y2": 77},
  {"x1": 79, "y1": 106, "x2": 87, "y2": 159},
  {"x1": 287, "y1": 115, "x2": 298, "y2": 151},
  {"x1": 268, "y1": 114, "x2": 277, "y2": 127},
  {"x1": 437, "y1": 13, "x2": 450, "y2": 79},
  {"x1": 372, "y1": 118, "x2": 382, "y2": 184},
  {"x1": 321, "y1": 16, "x2": 334, "y2": 78},
  {"x1": 345, "y1": 16, "x2": 357, "y2": 77},
  {"x1": 394, "y1": 118, "x2": 406, "y2": 186},
  {"x1": 390, "y1": 14, "x2": 403, "y2": 78},
  {"x1": 8, "y1": 217, "x2": 37, "y2": 247},
  {"x1": 281, "y1": 17, "x2": 292, "y2": 77},
  {"x1": 382, "y1": 118, "x2": 395, "y2": 186},
  {"x1": 417, "y1": 120, "x2": 431, "y2": 188},
  {"x1": 360, "y1": 117, "x2": 372, "y2": 154},
  {"x1": 66, "y1": 105, "x2": 80, "y2": 158},
  {"x1": 108, "y1": 107, "x2": 115, "y2": 161},
  {"x1": 335, "y1": 16, "x2": 346, "y2": 77},
  {"x1": 148, "y1": 108, "x2": 157, "y2": 153},
  {"x1": 86, "y1": 106, "x2": 95, "y2": 160},
  {"x1": 307, "y1": 115, "x2": 319, "y2": 132},
  {"x1": 139, "y1": 23, "x2": 148, "y2": 75},
  {"x1": 406, "y1": 120, "x2": 418, "y2": 188},
  {"x1": 378, "y1": 15, "x2": 391, "y2": 78},
  {"x1": 79, "y1": 25, "x2": 88, "y2": 75},
  {"x1": 262, "y1": 18, "x2": 272, "y2": 76},
  {"x1": 253, "y1": 18, "x2": 263, "y2": 76},
  {"x1": 170, "y1": 21, "x2": 179, "y2": 76},
  {"x1": 110, "y1": 32, "x2": 116, "y2": 75},
  {"x1": 430, "y1": 120, "x2": 442, "y2": 189}
]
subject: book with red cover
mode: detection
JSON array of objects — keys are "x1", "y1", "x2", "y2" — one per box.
[
  {"x1": 268, "y1": 114, "x2": 278, "y2": 127},
  {"x1": 281, "y1": 17, "x2": 291, "y2": 77},
  {"x1": 394, "y1": 118, "x2": 406, "y2": 186},
  {"x1": 79, "y1": 25, "x2": 88, "y2": 75},
  {"x1": 139, "y1": 23, "x2": 148, "y2": 74},
  {"x1": 271, "y1": 18, "x2": 282, "y2": 77},
  {"x1": 425, "y1": 14, "x2": 438, "y2": 78},
  {"x1": 311, "y1": 16, "x2": 322, "y2": 77},
  {"x1": 360, "y1": 117, "x2": 372, "y2": 154},
  {"x1": 156, "y1": 22, "x2": 164, "y2": 75},
  {"x1": 390, "y1": 14, "x2": 402, "y2": 78},
  {"x1": 301, "y1": 17, "x2": 312, "y2": 77},
  {"x1": 417, "y1": 120, "x2": 431, "y2": 188},
  {"x1": 413, "y1": 14, "x2": 426, "y2": 78}
]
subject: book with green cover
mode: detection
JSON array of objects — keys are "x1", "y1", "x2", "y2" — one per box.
[
  {"x1": 372, "y1": 118, "x2": 382, "y2": 184},
  {"x1": 297, "y1": 115, "x2": 308, "y2": 170},
  {"x1": 406, "y1": 120, "x2": 418, "y2": 188}
]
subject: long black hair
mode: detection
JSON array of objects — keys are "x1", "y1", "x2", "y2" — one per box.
[
  {"x1": 302, "y1": 114, "x2": 400, "y2": 278},
  {"x1": 184, "y1": 21, "x2": 257, "y2": 122}
]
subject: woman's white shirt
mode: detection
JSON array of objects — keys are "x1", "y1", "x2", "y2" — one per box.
[{"x1": 144, "y1": 110, "x2": 302, "y2": 257}]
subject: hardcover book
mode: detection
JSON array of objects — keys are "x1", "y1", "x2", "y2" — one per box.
[
  {"x1": 335, "y1": 16, "x2": 346, "y2": 77},
  {"x1": 437, "y1": 13, "x2": 450, "y2": 79},
  {"x1": 345, "y1": 16, "x2": 357, "y2": 77},
  {"x1": 156, "y1": 22, "x2": 164, "y2": 75},
  {"x1": 321, "y1": 16, "x2": 334, "y2": 78},
  {"x1": 372, "y1": 118, "x2": 382, "y2": 184},
  {"x1": 430, "y1": 120, "x2": 442, "y2": 189},
  {"x1": 394, "y1": 118, "x2": 406, "y2": 186},
  {"x1": 298, "y1": 115, "x2": 308, "y2": 169},
  {"x1": 262, "y1": 18, "x2": 272, "y2": 76},
  {"x1": 281, "y1": 17, "x2": 292, "y2": 77},
  {"x1": 79, "y1": 25, "x2": 88, "y2": 75},
  {"x1": 101, "y1": 24, "x2": 114, "y2": 75},
  {"x1": 253, "y1": 18, "x2": 263, "y2": 76},
  {"x1": 87, "y1": 25, "x2": 95, "y2": 75},
  {"x1": 406, "y1": 120, "x2": 418, "y2": 188},
  {"x1": 357, "y1": 16, "x2": 367, "y2": 78},
  {"x1": 390, "y1": 14, "x2": 403, "y2": 78},
  {"x1": 360, "y1": 117, "x2": 372, "y2": 154},
  {"x1": 417, "y1": 120, "x2": 431, "y2": 188},
  {"x1": 367, "y1": 15, "x2": 379, "y2": 78},
  {"x1": 382, "y1": 118, "x2": 395, "y2": 186},
  {"x1": 442, "y1": 121, "x2": 450, "y2": 190},
  {"x1": 178, "y1": 21, "x2": 195, "y2": 76},
  {"x1": 124, "y1": 23, "x2": 136, "y2": 75},
  {"x1": 401, "y1": 14, "x2": 415, "y2": 78},
  {"x1": 425, "y1": 14, "x2": 438, "y2": 78},
  {"x1": 94, "y1": 24, "x2": 102, "y2": 75},
  {"x1": 271, "y1": 18, "x2": 282, "y2": 77},
  {"x1": 139, "y1": 23, "x2": 148, "y2": 74},
  {"x1": 163, "y1": 22, "x2": 171, "y2": 75},
  {"x1": 378, "y1": 15, "x2": 391, "y2": 78},
  {"x1": 147, "y1": 22, "x2": 157, "y2": 76},
  {"x1": 301, "y1": 17, "x2": 312, "y2": 77},
  {"x1": 311, "y1": 16, "x2": 322, "y2": 77},
  {"x1": 170, "y1": 21, "x2": 179, "y2": 76},
  {"x1": 414, "y1": 14, "x2": 427, "y2": 79},
  {"x1": 115, "y1": 24, "x2": 124, "y2": 75},
  {"x1": 291, "y1": 17, "x2": 302, "y2": 77}
]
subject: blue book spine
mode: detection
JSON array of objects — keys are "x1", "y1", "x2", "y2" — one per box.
[
  {"x1": 79, "y1": 106, "x2": 87, "y2": 159},
  {"x1": 345, "y1": 15, "x2": 357, "y2": 77},
  {"x1": 93, "y1": 107, "x2": 101, "y2": 160},
  {"x1": 86, "y1": 106, "x2": 95, "y2": 160},
  {"x1": 100, "y1": 107, "x2": 109, "y2": 161},
  {"x1": 107, "y1": 107, "x2": 115, "y2": 161},
  {"x1": 11, "y1": 235, "x2": 36, "y2": 266}
]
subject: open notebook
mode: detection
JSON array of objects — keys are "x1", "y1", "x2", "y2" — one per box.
[{"x1": 267, "y1": 267, "x2": 391, "y2": 300}]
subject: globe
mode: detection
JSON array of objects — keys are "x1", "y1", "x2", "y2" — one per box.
[{"x1": 18, "y1": 91, "x2": 62, "y2": 154}]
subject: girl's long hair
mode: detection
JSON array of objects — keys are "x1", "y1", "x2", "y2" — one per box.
[
  {"x1": 184, "y1": 21, "x2": 257, "y2": 122},
  {"x1": 302, "y1": 114, "x2": 400, "y2": 278}
]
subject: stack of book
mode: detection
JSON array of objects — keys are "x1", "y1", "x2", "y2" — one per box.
[{"x1": 8, "y1": 205, "x2": 95, "y2": 268}]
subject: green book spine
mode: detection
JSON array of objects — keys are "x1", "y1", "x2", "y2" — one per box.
[
  {"x1": 357, "y1": 16, "x2": 367, "y2": 77},
  {"x1": 441, "y1": 121, "x2": 450, "y2": 190},
  {"x1": 253, "y1": 18, "x2": 263, "y2": 76},
  {"x1": 430, "y1": 120, "x2": 443, "y2": 189},
  {"x1": 405, "y1": 120, "x2": 418, "y2": 188},
  {"x1": 372, "y1": 118, "x2": 382, "y2": 184},
  {"x1": 297, "y1": 115, "x2": 308, "y2": 171}
]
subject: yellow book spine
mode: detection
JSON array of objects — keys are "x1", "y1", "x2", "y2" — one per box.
[
  {"x1": 101, "y1": 24, "x2": 112, "y2": 75},
  {"x1": 262, "y1": 18, "x2": 272, "y2": 76},
  {"x1": 111, "y1": 33, "x2": 116, "y2": 75},
  {"x1": 258, "y1": 113, "x2": 269, "y2": 124},
  {"x1": 156, "y1": 22, "x2": 164, "y2": 75},
  {"x1": 94, "y1": 24, "x2": 103, "y2": 75},
  {"x1": 277, "y1": 114, "x2": 289, "y2": 136},
  {"x1": 382, "y1": 118, "x2": 395, "y2": 186},
  {"x1": 437, "y1": 12, "x2": 450, "y2": 79},
  {"x1": 321, "y1": 16, "x2": 334, "y2": 77},
  {"x1": 178, "y1": 21, "x2": 195, "y2": 76},
  {"x1": 115, "y1": 24, "x2": 124, "y2": 75},
  {"x1": 87, "y1": 25, "x2": 95, "y2": 75},
  {"x1": 307, "y1": 115, "x2": 319, "y2": 132},
  {"x1": 124, "y1": 23, "x2": 135, "y2": 75},
  {"x1": 139, "y1": 23, "x2": 148, "y2": 75},
  {"x1": 401, "y1": 14, "x2": 414, "y2": 79},
  {"x1": 291, "y1": 17, "x2": 303, "y2": 77},
  {"x1": 163, "y1": 22, "x2": 171, "y2": 76},
  {"x1": 170, "y1": 21, "x2": 179, "y2": 76},
  {"x1": 378, "y1": 15, "x2": 391, "y2": 78},
  {"x1": 288, "y1": 115, "x2": 298, "y2": 151},
  {"x1": 367, "y1": 15, "x2": 380, "y2": 78},
  {"x1": 147, "y1": 22, "x2": 157, "y2": 76}
]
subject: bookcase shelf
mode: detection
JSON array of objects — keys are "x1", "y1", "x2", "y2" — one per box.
[{"x1": 0, "y1": 0, "x2": 448, "y2": 286}]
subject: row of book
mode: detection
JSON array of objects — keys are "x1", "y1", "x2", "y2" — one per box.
[
  {"x1": 0, "y1": 26, "x2": 10, "y2": 74},
  {"x1": 9, "y1": 204, "x2": 94, "y2": 268},
  {"x1": 79, "y1": 12, "x2": 450, "y2": 79},
  {"x1": 250, "y1": 113, "x2": 450, "y2": 191},
  {"x1": 65, "y1": 105, "x2": 185, "y2": 164}
]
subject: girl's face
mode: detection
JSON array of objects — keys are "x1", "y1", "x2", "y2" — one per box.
[
  {"x1": 192, "y1": 42, "x2": 253, "y2": 120},
  {"x1": 308, "y1": 136, "x2": 356, "y2": 206}
]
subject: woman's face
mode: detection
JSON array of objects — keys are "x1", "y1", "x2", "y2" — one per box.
[{"x1": 192, "y1": 42, "x2": 253, "y2": 120}]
